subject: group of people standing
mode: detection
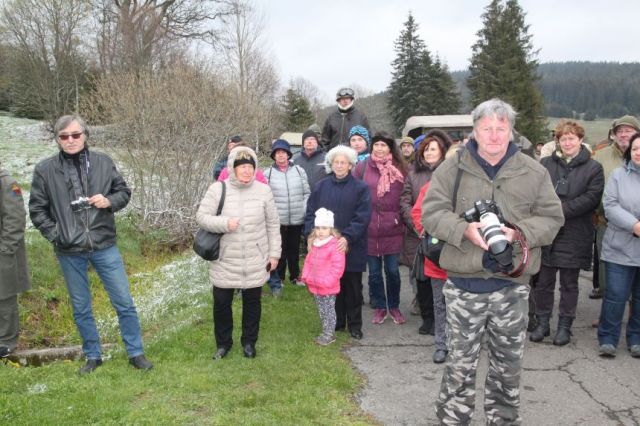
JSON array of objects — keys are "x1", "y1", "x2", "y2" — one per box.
[{"x1": 3, "y1": 87, "x2": 640, "y2": 426}]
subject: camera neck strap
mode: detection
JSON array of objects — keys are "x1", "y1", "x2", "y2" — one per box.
[{"x1": 504, "y1": 222, "x2": 529, "y2": 278}]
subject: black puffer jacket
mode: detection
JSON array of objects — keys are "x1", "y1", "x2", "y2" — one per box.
[
  {"x1": 320, "y1": 106, "x2": 370, "y2": 151},
  {"x1": 540, "y1": 146, "x2": 604, "y2": 269},
  {"x1": 29, "y1": 149, "x2": 131, "y2": 254}
]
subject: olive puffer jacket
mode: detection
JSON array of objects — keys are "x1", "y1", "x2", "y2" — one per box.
[
  {"x1": 540, "y1": 147, "x2": 604, "y2": 269},
  {"x1": 196, "y1": 147, "x2": 281, "y2": 289}
]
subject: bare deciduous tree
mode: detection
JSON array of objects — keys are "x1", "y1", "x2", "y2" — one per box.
[
  {"x1": 93, "y1": 0, "x2": 231, "y2": 73},
  {"x1": 85, "y1": 61, "x2": 246, "y2": 244},
  {"x1": 217, "y1": 0, "x2": 281, "y2": 153},
  {"x1": 0, "y1": 0, "x2": 91, "y2": 120}
]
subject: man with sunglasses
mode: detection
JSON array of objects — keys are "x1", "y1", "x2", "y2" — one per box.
[
  {"x1": 321, "y1": 87, "x2": 371, "y2": 151},
  {"x1": 29, "y1": 115, "x2": 152, "y2": 375}
]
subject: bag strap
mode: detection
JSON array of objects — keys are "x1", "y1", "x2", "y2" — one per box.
[
  {"x1": 358, "y1": 158, "x2": 368, "y2": 180},
  {"x1": 451, "y1": 156, "x2": 463, "y2": 211},
  {"x1": 216, "y1": 181, "x2": 226, "y2": 216}
]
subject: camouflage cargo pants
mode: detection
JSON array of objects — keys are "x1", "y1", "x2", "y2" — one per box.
[{"x1": 435, "y1": 280, "x2": 529, "y2": 426}]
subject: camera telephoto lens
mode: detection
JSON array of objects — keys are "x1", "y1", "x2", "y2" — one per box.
[{"x1": 479, "y1": 212, "x2": 509, "y2": 255}]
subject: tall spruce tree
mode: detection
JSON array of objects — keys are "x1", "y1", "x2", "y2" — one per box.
[
  {"x1": 388, "y1": 13, "x2": 461, "y2": 134},
  {"x1": 467, "y1": 0, "x2": 546, "y2": 142},
  {"x1": 430, "y1": 57, "x2": 462, "y2": 115},
  {"x1": 282, "y1": 87, "x2": 314, "y2": 131}
]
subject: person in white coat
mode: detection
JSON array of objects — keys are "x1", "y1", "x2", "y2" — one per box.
[{"x1": 196, "y1": 146, "x2": 281, "y2": 359}]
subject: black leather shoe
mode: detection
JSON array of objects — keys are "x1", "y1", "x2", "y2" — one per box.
[
  {"x1": 129, "y1": 355, "x2": 153, "y2": 370},
  {"x1": 243, "y1": 344, "x2": 256, "y2": 358},
  {"x1": 213, "y1": 347, "x2": 230, "y2": 360},
  {"x1": 350, "y1": 330, "x2": 363, "y2": 340},
  {"x1": 78, "y1": 358, "x2": 103, "y2": 375}
]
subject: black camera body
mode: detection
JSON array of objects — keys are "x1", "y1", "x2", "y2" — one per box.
[
  {"x1": 71, "y1": 197, "x2": 92, "y2": 212},
  {"x1": 462, "y1": 200, "x2": 513, "y2": 271},
  {"x1": 462, "y1": 200, "x2": 505, "y2": 224}
]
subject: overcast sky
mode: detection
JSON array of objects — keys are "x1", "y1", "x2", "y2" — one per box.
[{"x1": 259, "y1": 0, "x2": 640, "y2": 104}]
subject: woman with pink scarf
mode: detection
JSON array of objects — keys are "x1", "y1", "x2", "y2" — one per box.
[{"x1": 354, "y1": 131, "x2": 408, "y2": 325}]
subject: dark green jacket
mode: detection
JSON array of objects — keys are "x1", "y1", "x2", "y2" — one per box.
[
  {"x1": 423, "y1": 142, "x2": 564, "y2": 285},
  {"x1": 0, "y1": 169, "x2": 31, "y2": 299}
]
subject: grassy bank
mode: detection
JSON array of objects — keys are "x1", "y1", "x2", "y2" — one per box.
[
  {"x1": 19, "y1": 214, "x2": 180, "y2": 349},
  {"x1": 4, "y1": 284, "x2": 370, "y2": 424}
]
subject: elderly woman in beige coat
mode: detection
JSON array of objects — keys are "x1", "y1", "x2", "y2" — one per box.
[{"x1": 196, "y1": 146, "x2": 281, "y2": 360}]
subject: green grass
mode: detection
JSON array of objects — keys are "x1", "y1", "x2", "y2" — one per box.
[
  {"x1": 3, "y1": 285, "x2": 371, "y2": 425},
  {"x1": 19, "y1": 214, "x2": 180, "y2": 349}
]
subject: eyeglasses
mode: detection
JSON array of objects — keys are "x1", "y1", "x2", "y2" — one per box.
[{"x1": 58, "y1": 132, "x2": 83, "y2": 141}]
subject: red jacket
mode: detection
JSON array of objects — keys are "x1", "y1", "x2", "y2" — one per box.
[
  {"x1": 411, "y1": 182, "x2": 447, "y2": 280},
  {"x1": 301, "y1": 236, "x2": 345, "y2": 296}
]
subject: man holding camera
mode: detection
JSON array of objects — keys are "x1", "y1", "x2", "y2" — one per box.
[
  {"x1": 423, "y1": 99, "x2": 564, "y2": 425},
  {"x1": 29, "y1": 115, "x2": 152, "y2": 375}
]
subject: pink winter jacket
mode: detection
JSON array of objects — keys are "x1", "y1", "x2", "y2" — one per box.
[{"x1": 301, "y1": 236, "x2": 345, "y2": 296}]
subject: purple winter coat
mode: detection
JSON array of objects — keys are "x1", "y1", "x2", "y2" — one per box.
[{"x1": 354, "y1": 158, "x2": 405, "y2": 256}]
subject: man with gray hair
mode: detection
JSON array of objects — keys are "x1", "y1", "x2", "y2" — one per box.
[
  {"x1": 29, "y1": 115, "x2": 152, "y2": 375},
  {"x1": 423, "y1": 98, "x2": 564, "y2": 424}
]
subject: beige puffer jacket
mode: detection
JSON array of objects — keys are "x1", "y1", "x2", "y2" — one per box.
[{"x1": 196, "y1": 147, "x2": 281, "y2": 289}]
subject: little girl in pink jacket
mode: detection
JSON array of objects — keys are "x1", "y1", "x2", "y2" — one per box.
[{"x1": 301, "y1": 208, "x2": 346, "y2": 345}]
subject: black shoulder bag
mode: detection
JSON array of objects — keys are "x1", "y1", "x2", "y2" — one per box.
[{"x1": 193, "y1": 182, "x2": 226, "y2": 261}]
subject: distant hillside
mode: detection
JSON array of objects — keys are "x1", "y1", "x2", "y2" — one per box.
[
  {"x1": 315, "y1": 61, "x2": 640, "y2": 137},
  {"x1": 452, "y1": 61, "x2": 640, "y2": 119}
]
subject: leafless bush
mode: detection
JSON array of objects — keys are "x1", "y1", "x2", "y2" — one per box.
[{"x1": 84, "y1": 62, "x2": 246, "y2": 245}]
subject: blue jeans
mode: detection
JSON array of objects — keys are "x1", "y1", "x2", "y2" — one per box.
[
  {"x1": 598, "y1": 261, "x2": 640, "y2": 348},
  {"x1": 367, "y1": 254, "x2": 401, "y2": 310},
  {"x1": 57, "y1": 245, "x2": 144, "y2": 359},
  {"x1": 267, "y1": 271, "x2": 282, "y2": 290}
]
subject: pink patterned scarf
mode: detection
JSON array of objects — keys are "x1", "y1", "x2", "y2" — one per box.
[{"x1": 371, "y1": 154, "x2": 404, "y2": 198}]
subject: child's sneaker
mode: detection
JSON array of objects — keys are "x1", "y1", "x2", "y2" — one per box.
[
  {"x1": 389, "y1": 308, "x2": 406, "y2": 324},
  {"x1": 315, "y1": 334, "x2": 336, "y2": 346},
  {"x1": 372, "y1": 308, "x2": 388, "y2": 324}
]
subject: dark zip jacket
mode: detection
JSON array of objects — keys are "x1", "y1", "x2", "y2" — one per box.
[
  {"x1": 320, "y1": 106, "x2": 371, "y2": 151},
  {"x1": 29, "y1": 149, "x2": 131, "y2": 254}
]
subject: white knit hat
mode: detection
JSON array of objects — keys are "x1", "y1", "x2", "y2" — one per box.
[{"x1": 314, "y1": 208, "x2": 334, "y2": 228}]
